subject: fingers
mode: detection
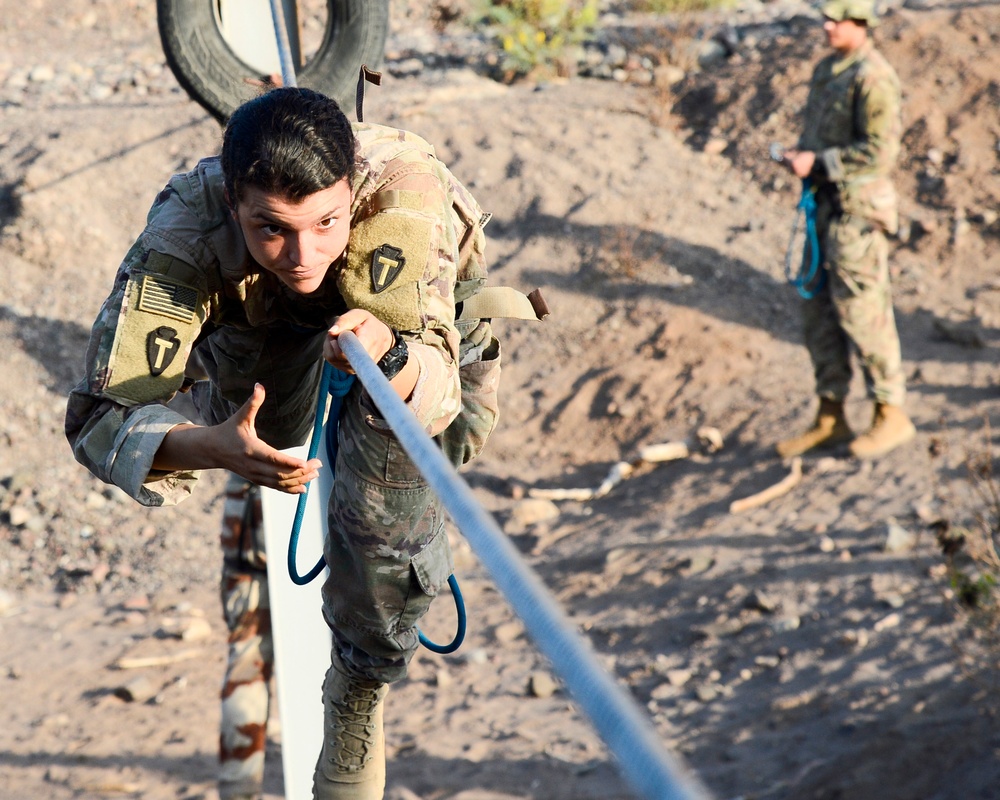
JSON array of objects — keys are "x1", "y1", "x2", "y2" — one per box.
[
  {"x1": 251, "y1": 456, "x2": 324, "y2": 494},
  {"x1": 327, "y1": 309, "x2": 394, "y2": 368}
]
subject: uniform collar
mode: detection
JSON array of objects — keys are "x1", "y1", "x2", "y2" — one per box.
[{"x1": 830, "y1": 37, "x2": 872, "y2": 76}]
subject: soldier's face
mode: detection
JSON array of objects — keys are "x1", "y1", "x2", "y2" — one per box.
[
  {"x1": 234, "y1": 179, "x2": 353, "y2": 295},
  {"x1": 823, "y1": 16, "x2": 867, "y2": 52}
]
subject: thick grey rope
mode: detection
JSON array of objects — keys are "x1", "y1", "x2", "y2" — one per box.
[{"x1": 340, "y1": 332, "x2": 712, "y2": 800}]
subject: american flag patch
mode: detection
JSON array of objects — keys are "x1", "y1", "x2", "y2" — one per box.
[{"x1": 138, "y1": 274, "x2": 198, "y2": 323}]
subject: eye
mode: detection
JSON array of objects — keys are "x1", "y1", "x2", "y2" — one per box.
[
  {"x1": 317, "y1": 216, "x2": 337, "y2": 230},
  {"x1": 260, "y1": 223, "x2": 283, "y2": 236}
]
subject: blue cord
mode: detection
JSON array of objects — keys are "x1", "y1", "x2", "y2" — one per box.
[
  {"x1": 419, "y1": 575, "x2": 467, "y2": 654},
  {"x1": 286, "y1": 360, "x2": 466, "y2": 653},
  {"x1": 287, "y1": 362, "x2": 347, "y2": 585},
  {"x1": 785, "y1": 178, "x2": 827, "y2": 299}
]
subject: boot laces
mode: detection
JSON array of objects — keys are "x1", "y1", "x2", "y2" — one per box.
[{"x1": 329, "y1": 681, "x2": 382, "y2": 769}]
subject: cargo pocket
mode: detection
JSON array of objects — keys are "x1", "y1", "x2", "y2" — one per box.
[
  {"x1": 358, "y1": 393, "x2": 428, "y2": 486},
  {"x1": 398, "y1": 529, "x2": 455, "y2": 635}
]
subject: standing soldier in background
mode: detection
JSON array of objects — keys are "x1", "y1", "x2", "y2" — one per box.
[{"x1": 775, "y1": 0, "x2": 915, "y2": 460}]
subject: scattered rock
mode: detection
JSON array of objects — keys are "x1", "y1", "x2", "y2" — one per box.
[
  {"x1": 508, "y1": 498, "x2": 560, "y2": 528},
  {"x1": 679, "y1": 553, "x2": 714, "y2": 577},
  {"x1": 114, "y1": 676, "x2": 158, "y2": 704},
  {"x1": 528, "y1": 671, "x2": 559, "y2": 698},
  {"x1": 874, "y1": 613, "x2": 902, "y2": 632},
  {"x1": 744, "y1": 590, "x2": 778, "y2": 613},
  {"x1": 770, "y1": 615, "x2": 801, "y2": 633},
  {"x1": 884, "y1": 519, "x2": 917, "y2": 553},
  {"x1": 434, "y1": 668, "x2": 453, "y2": 689},
  {"x1": 695, "y1": 683, "x2": 719, "y2": 703},
  {"x1": 159, "y1": 616, "x2": 212, "y2": 642},
  {"x1": 704, "y1": 137, "x2": 729, "y2": 156},
  {"x1": 666, "y1": 668, "x2": 693, "y2": 687},
  {"x1": 0, "y1": 589, "x2": 16, "y2": 615},
  {"x1": 493, "y1": 621, "x2": 523, "y2": 644}
]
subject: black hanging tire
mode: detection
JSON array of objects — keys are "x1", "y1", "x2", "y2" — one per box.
[{"x1": 156, "y1": 0, "x2": 390, "y2": 123}]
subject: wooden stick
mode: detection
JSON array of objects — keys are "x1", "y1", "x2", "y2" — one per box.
[
  {"x1": 112, "y1": 649, "x2": 203, "y2": 670},
  {"x1": 729, "y1": 457, "x2": 802, "y2": 514},
  {"x1": 638, "y1": 441, "x2": 689, "y2": 463},
  {"x1": 528, "y1": 461, "x2": 635, "y2": 501}
]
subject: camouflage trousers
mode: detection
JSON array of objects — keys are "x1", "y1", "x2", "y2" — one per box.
[
  {"x1": 218, "y1": 474, "x2": 273, "y2": 800},
  {"x1": 802, "y1": 208, "x2": 906, "y2": 407},
  {"x1": 321, "y1": 383, "x2": 454, "y2": 684}
]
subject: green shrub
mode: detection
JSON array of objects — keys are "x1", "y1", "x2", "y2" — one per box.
[
  {"x1": 628, "y1": 0, "x2": 736, "y2": 12},
  {"x1": 474, "y1": 0, "x2": 600, "y2": 80}
]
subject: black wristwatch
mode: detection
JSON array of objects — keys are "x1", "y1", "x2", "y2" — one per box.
[{"x1": 376, "y1": 329, "x2": 409, "y2": 381}]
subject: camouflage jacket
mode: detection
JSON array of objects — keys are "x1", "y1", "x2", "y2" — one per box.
[
  {"x1": 66, "y1": 123, "x2": 465, "y2": 506},
  {"x1": 797, "y1": 39, "x2": 902, "y2": 232}
]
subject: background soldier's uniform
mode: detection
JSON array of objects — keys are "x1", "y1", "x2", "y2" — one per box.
[
  {"x1": 779, "y1": 16, "x2": 915, "y2": 460},
  {"x1": 66, "y1": 123, "x2": 500, "y2": 799},
  {"x1": 798, "y1": 37, "x2": 905, "y2": 407}
]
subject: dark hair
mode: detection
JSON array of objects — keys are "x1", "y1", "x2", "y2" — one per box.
[{"x1": 221, "y1": 87, "x2": 356, "y2": 204}]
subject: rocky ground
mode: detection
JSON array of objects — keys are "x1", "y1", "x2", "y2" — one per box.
[{"x1": 2, "y1": 1, "x2": 1000, "y2": 799}]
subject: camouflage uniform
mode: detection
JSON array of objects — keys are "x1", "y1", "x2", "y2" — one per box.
[
  {"x1": 796, "y1": 38, "x2": 906, "y2": 407},
  {"x1": 66, "y1": 123, "x2": 499, "y2": 798}
]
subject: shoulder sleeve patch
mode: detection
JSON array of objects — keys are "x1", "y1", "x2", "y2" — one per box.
[
  {"x1": 104, "y1": 273, "x2": 204, "y2": 406},
  {"x1": 339, "y1": 210, "x2": 433, "y2": 331}
]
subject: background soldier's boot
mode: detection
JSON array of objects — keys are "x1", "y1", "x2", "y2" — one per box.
[
  {"x1": 313, "y1": 651, "x2": 388, "y2": 800},
  {"x1": 849, "y1": 403, "x2": 916, "y2": 459},
  {"x1": 776, "y1": 398, "x2": 852, "y2": 458}
]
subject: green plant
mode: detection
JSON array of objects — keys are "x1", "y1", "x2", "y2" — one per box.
[
  {"x1": 627, "y1": 0, "x2": 736, "y2": 12},
  {"x1": 475, "y1": 0, "x2": 600, "y2": 80}
]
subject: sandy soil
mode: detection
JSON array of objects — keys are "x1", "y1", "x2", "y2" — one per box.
[{"x1": 2, "y1": 1, "x2": 1000, "y2": 799}]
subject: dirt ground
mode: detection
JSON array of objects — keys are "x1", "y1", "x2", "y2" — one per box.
[{"x1": 2, "y1": 1, "x2": 1000, "y2": 799}]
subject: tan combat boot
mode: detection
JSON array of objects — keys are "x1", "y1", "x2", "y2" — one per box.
[
  {"x1": 775, "y1": 398, "x2": 853, "y2": 458},
  {"x1": 313, "y1": 651, "x2": 389, "y2": 800},
  {"x1": 849, "y1": 403, "x2": 916, "y2": 459}
]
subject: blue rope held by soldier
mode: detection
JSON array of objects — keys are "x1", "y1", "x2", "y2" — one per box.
[
  {"x1": 771, "y1": 143, "x2": 826, "y2": 299},
  {"x1": 785, "y1": 178, "x2": 826, "y2": 299},
  {"x1": 286, "y1": 360, "x2": 467, "y2": 654}
]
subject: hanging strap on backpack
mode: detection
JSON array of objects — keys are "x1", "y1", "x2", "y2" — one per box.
[{"x1": 355, "y1": 64, "x2": 382, "y2": 122}]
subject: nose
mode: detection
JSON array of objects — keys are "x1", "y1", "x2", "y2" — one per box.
[{"x1": 286, "y1": 232, "x2": 317, "y2": 266}]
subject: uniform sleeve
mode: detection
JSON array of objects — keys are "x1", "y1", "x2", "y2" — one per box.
[
  {"x1": 340, "y1": 160, "x2": 462, "y2": 436},
  {"x1": 818, "y1": 63, "x2": 902, "y2": 183},
  {"x1": 66, "y1": 239, "x2": 210, "y2": 507}
]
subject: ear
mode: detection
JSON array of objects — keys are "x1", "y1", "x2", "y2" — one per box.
[{"x1": 224, "y1": 187, "x2": 237, "y2": 218}]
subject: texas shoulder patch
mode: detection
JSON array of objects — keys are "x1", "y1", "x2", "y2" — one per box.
[
  {"x1": 104, "y1": 271, "x2": 204, "y2": 406},
  {"x1": 370, "y1": 243, "x2": 406, "y2": 293},
  {"x1": 340, "y1": 211, "x2": 432, "y2": 331},
  {"x1": 146, "y1": 326, "x2": 181, "y2": 376}
]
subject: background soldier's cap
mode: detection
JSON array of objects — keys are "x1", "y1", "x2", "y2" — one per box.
[{"x1": 822, "y1": 0, "x2": 880, "y2": 25}]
